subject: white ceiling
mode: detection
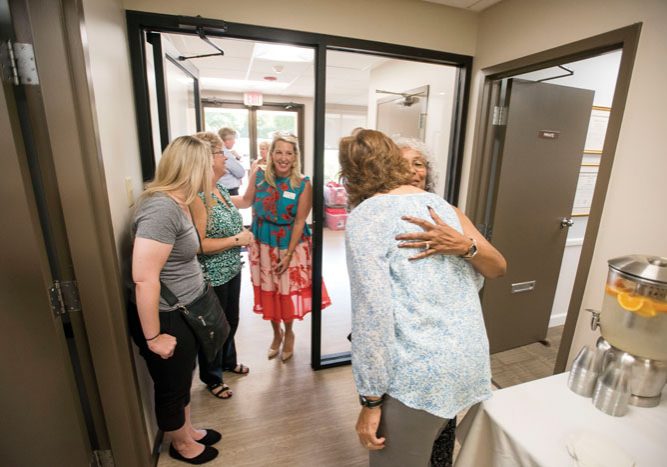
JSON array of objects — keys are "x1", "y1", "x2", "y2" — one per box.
[
  {"x1": 422, "y1": 0, "x2": 502, "y2": 12},
  {"x1": 163, "y1": 0, "x2": 502, "y2": 105},
  {"x1": 165, "y1": 33, "x2": 389, "y2": 106}
]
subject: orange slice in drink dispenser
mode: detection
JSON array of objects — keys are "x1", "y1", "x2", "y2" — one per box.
[
  {"x1": 616, "y1": 292, "x2": 645, "y2": 311},
  {"x1": 634, "y1": 300, "x2": 657, "y2": 318},
  {"x1": 605, "y1": 284, "x2": 621, "y2": 297}
]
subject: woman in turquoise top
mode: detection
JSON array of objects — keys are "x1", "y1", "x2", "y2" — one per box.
[
  {"x1": 191, "y1": 132, "x2": 257, "y2": 399},
  {"x1": 249, "y1": 133, "x2": 331, "y2": 362},
  {"x1": 339, "y1": 129, "x2": 506, "y2": 467}
]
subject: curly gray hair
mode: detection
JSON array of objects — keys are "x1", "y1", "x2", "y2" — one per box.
[{"x1": 393, "y1": 137, "x2": 437, "y2": 192}]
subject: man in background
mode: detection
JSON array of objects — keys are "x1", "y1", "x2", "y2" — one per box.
[{"x1": 217, "y1": 127, "x2": 245, "y2": 195}]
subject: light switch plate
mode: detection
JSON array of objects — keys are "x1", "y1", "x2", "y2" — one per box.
[{"x1": 125, "y1": 177, "x2": 134, "y2": 207}]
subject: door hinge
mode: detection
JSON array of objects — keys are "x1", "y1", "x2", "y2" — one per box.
[
  {"x1": 49, "y1": 280, "x2": 81, "y2": 317},
  {"x1": 91, "y1": 449, "x2": 114, "y2": 467},
  {"x1": 0, "y1": 40, "x2": 39, "y2": 86},
  {"x1": 492, "y1": 105, "x2": 507, "y2": 126}
]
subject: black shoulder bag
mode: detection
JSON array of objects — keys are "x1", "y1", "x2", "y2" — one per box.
[{"x1": 159, "y1": 281, "x2": 229, "y2": 363}]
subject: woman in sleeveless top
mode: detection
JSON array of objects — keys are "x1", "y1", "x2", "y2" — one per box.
[
  {"x1": 248, "y1": 133, "x2": 331, "y2": 362},
  {"x1": 191, "y1": 132, "x2": 257, "y2": 400}
]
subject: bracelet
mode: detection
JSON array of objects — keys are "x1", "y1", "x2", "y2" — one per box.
[
  {"x1": 145, "y1": 333, "x2": 160, "y2": 342},
  {"x1": 359, "y1": 394, "x2": 385, "y2": 408},
  {"x1": 460, "y1": 237, "x2": 478, "y2": 260}
]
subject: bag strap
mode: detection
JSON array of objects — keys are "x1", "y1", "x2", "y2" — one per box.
[{"x1": 159, "y1": 280, "x2": 180, "y2": 307}]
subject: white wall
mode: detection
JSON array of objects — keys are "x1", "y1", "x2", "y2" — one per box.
[
  {"x1": 122, "y1": 0, "x2": 478, "y2": 56},
  {"x1": 466, "y1": 0, "x2": 667, "y2": 366},
  {"x1": 81, "y1": 0, "x2": 157, "y2": 445},
  {"x1": 368, "y1": 60, "x2": 458, "y2": 196}
]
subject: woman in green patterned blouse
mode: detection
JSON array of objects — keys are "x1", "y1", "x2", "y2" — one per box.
[{"x1": 191, "y1": 132, "x2": 257, "y2": 399}]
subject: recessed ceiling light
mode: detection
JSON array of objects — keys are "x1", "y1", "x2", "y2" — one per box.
[
  {"x1": 200, "y1": 77, "x2": 289, "y2": 92},
  {"x1": 253, "y1": 43, "x2": 313, "y2": 62}
]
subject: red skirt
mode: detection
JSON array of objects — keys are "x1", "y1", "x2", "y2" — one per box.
[{"x1": 249, "y1": 237, "x2": 331, "y2": 322}]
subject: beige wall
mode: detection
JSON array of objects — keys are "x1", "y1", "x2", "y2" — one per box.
[
  {"x1": 122, "y1": 0, "x2": 478, "y2": 55},
  {"x1": 464, "y1": 0, "x2": 667, "y2": 365},
  {"x1": 81, "y1": 0, "x2": 157, "y2": 445}
]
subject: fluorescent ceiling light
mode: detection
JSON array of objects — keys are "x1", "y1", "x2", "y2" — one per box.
[
  {"x1": 252, "y1": 43, "x2": 314, "y2": 62},
  {"x1": 200, "y1": 77, "x2": 290, "y2": 92}
]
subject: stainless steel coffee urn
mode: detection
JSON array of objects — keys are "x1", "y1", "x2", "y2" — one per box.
[{"x1": 589, "y1": 255, "x2": 667, "y2": 407}]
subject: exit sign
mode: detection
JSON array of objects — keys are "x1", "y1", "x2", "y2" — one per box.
[{"x1": 244, "y1": 92, "x2": 263, "y2": 107}]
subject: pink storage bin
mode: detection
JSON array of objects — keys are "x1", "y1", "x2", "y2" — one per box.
[
  {"x1": 324, "y1": 182, "x2": 348, "y2": 207},
  {"x1": 325, "y1": 207, "x2": 347, "y2": 230}
]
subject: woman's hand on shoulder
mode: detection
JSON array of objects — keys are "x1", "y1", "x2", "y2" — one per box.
[
  {"x1": 147, "y1": 333, "x2": 177, "y2": 359},
  {"x1": 396, "y1": 206, "x2": 469, "y2": 260}
]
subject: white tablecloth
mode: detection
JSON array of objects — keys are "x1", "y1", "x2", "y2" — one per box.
[{"x1": 456, "y1": 372, "x2": 667, "y2": 467}]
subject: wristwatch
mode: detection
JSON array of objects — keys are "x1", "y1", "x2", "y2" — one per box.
[
  {"x1": 460, "y1": 237, "x2": 478, "y2": 260},
  {"x1": 359, "y1": 394, "x2": 384, "y2": 408}
]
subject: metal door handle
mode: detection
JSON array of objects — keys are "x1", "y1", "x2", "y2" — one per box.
[{"x1": 560, "y1": 217, "x2": 574, "y2": 229}]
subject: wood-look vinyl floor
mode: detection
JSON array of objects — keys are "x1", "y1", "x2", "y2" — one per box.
[{"x1": 156, "y1": 230, "x2": 563, "y2": 466}]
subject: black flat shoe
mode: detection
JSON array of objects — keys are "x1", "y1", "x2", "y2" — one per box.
[
  {"x1": 169, "y1": 444, "x2": 218, "y2": 465},
  {"x1": 197, "y1": 429, "x2": 222, "y2": 446}
]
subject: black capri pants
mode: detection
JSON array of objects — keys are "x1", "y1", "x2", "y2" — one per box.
[{"x1": 128, "y1": 302, "x2": 199, "y2": 431}]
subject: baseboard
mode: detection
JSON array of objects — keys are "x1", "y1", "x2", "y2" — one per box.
[{"x1": 549, "y1": 313, "x2": 567, "y2": 328}]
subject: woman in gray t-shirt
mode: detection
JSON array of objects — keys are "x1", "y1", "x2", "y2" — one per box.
[{"x1": 129, "y1": 135, "x2": 220, "y2": 465}]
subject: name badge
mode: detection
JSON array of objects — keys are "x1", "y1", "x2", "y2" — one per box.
[{"x1": 283, "y1": 191, "x2": 296, "y2": 200}]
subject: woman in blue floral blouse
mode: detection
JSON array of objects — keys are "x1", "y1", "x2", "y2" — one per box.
[{"x1": 339, "y1": 129, "x2": 506, "y2": 467}]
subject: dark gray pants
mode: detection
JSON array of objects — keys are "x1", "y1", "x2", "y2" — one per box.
[{"x1": 370, "y1": 395, "x2": 449, "y2": 467}]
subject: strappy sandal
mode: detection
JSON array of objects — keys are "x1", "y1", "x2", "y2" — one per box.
[
  {"x1": 207, "y1": 383, "x2": 233, "y2": 399},
  {"x1": 228, "y1": 363, "x2": 250, "y2": 375}
]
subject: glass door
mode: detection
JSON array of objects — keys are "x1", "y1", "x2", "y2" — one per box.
[
  {"x1": 318, "y1": 49, "x2": 461, "y2": 366},
  {"x1": 144, "y1": 32, "x2": 202, "y2": 171},
  {"x1": 127, "y1": 12, "x2": 473, "y2": 370},
  {"x1": 203, "y1": 102, "x2": 304, "y2": 225}
]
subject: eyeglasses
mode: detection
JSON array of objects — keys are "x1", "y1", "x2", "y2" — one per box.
[{"x1": 411, "y1": 159, "x2": 428, "y2": 170}]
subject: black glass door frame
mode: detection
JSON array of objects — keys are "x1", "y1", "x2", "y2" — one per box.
[
  {"x1": 201, "y1": 99, "x2": 305, "y2": 167},
  {"x1": 145, "y1": 31, "x2": 202, "y2": 155},
  {"x1": 126, "y1": 10, "x2": 473, "y2": 370}
]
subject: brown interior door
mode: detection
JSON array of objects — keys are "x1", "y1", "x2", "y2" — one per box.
[
  {"x1": 0, "y1": 53, "x2": 92, "y2": 466},
  {"x1": 482, "y1": 79, "x2": 594, "y2": 353}
]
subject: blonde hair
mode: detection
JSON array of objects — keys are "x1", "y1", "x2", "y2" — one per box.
[
  {"x1": 143, "y1": 135, "x2": 213, "y2": 207},
  {"x1": 339, "y1": 129, "x2": 412, "y2": 207},
  {"x1": 195, "y1": 131, "x2": 223, "y2": 150},
  {"x1": 264, "y1": 133, "x2": 302, "y2": 190},
  {"x1": 218, "y1": 127, "x2": 236, "y2": 142}
]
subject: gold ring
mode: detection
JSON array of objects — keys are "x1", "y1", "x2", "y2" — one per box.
[{"x1": 425, "y1": 241, "x2": 431, "y2": 250}]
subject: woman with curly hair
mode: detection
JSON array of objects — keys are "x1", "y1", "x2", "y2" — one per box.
[
  {"x1": 340, "y1": 129, "x2": 505, "y2": 467},
  {"x1": 248, "y1": 133, "x2": 331, "y2": 362}
]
